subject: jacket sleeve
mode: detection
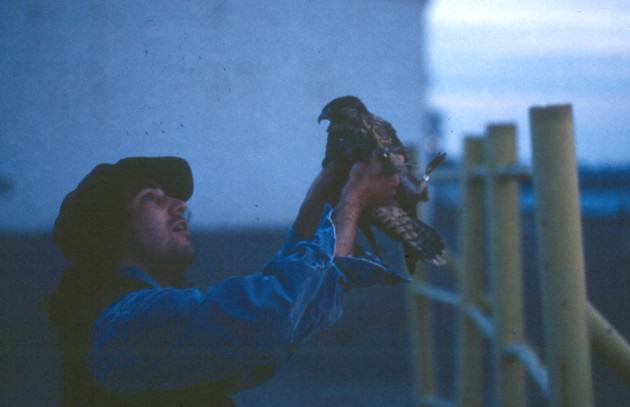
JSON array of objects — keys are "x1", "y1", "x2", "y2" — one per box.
[{"x1": 88, "y1": 206, "x2": 408, "y2": 393}]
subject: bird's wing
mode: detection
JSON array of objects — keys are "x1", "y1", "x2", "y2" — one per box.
[
  {"x1": 370, "y1": 205, "x2": 446, "y2": 265},
  {"x1": 361, "y1": 113, "x2": 404, "y2": 151}
]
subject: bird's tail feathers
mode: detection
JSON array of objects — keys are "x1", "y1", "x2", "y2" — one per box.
[{"x1": 372, "y1": 206, "x2": 446, "y2": 266}]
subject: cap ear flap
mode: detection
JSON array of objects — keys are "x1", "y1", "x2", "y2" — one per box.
[{"x1": 53, "y1": 188, "x2": 130, "y2": 265}]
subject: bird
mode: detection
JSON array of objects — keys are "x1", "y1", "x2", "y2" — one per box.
[{"x1": 318, "y1": 95, "x2": 447, "y2": 270}]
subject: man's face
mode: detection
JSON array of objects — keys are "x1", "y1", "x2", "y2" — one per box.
[{"x1": 122, "y1": 185, "x2": 195, "y2": 278}]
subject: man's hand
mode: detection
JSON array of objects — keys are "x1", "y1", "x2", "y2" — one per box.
[
  {"x1": 340, "y1": 158, "x2": 400, "y2": 211},
  {"x1": 333, "y1": 158, "x2": 400, "y2": 257},
  {"x1": 292, "y1": 156, "x2": 400, "y2": 257},
  {"x1": 307, "y1": 161, "x2": 351, "y2": 207},
  {"x1": 292, "y1": 161, "x2": 350, "y2": 240}
]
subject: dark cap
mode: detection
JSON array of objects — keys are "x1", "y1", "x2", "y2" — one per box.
[{"x1": 53, "y1": 156, "x2": 193, "y2": 263}]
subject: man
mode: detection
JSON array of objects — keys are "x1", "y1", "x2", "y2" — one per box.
[{"x1": 47, "y1": 155, "x2": 407, "y2": 406}]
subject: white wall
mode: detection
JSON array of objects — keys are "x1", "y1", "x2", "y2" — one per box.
[{"x1": 0, "y1": 0, "x2": 430, "y2": 231}]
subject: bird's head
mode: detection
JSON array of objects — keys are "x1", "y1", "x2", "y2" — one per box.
[{"x1": 318, "y1": 95, "x2": 368, "y2": 124}]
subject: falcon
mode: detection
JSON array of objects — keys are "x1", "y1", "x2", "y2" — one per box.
[{"x1": 318, "y1": 95, "x2": 447, "y2": 270}]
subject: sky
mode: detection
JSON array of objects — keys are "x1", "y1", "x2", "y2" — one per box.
[{"x1": 426, "y1": 0, "x2": 630, "y2": 165}]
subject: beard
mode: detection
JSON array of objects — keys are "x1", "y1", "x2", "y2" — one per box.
[
  {"x1": 161, "y1": 235, "x2": 195, "y2": 268},
  {"x1": 123, "y1": 232, "x2": 196, "y2": 287}
]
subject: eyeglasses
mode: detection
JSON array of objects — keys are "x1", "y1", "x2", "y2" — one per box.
[{"x1": 182, "y1": 207, "x2": 192, "y2": 223}]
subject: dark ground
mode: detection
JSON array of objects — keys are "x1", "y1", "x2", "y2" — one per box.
[{"x1": 1, "y1": 208, "x2": 629, "y2": 406}]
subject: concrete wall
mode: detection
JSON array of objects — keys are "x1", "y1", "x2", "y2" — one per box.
[{"x1": 0, "y1": 0, "x2": 430, "y2": 231}]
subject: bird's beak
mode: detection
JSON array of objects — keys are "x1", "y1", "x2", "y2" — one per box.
[{"x1": 317, "y1": 109, "x2": 328, "y2": 124}]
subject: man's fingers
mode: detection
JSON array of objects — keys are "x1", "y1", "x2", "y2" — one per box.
[
  {"x1": 342, "y1": 159, "x2": 402, "y2": 208},
  {"x1": 367, "y1": 155, "x2": 385, "y2": 175},
  {"x1": 324, "y1": 160, "x2": 350, "y2": 174}
]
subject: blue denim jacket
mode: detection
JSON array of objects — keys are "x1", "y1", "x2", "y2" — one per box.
[{"x1": 88, "y1": 206, "x2": 409, "y2": 394}]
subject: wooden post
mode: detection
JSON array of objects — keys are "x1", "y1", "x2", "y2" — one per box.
[
  {"x1": 529, "y1": 105, "x2": 594, "y2": 407},
  {"x1": 455, "y1": 136, "x2": 486, "y2": 407},
  {"x1": 406, "y1": 147, "x2": 437, "y2": 404},
  {"x1": 486, "y1": 124, "x2": 526, "y2": 407},
  {"x1": 408, "y1": 271, "x2": 437, "y2": 404},
  {"x1": 587, "y1": 303, "x2": 630, "y2": 384}
]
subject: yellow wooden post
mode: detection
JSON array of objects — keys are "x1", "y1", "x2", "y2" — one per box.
[
  {"x1": 486, "y1": 124, "x2": 526, "y2": 407},
  {"x1": 455, "y1": 136, "x2": 486, "y2": 407},
  {"x1": 529, "y1": 105, "x2": 594, "y2": 407},
  {"x1": 405, "y1": 147, "x2": 437, "y2": 404},
  {"x1": 587, "y1": 303, "x2": 630, "y2": 384},
  {"x1": 408, "y1": 268, "x2": 437, "y2": 404}
]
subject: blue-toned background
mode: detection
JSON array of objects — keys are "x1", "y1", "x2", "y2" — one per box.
[
  {"x1": 0, "y1": 0, "x2": 429, "y2": 232},
  {"x1": 2, "y1": 0, "x2": 629, "y2": 405}
]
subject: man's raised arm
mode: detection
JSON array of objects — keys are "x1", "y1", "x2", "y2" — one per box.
[{"x1": 292, "y1": 159, "x2": 400, "y2": 256}]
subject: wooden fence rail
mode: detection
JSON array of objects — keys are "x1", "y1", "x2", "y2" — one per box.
[{"x1": 408, "y1": 104, "x2": 630, "y2": 407}]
